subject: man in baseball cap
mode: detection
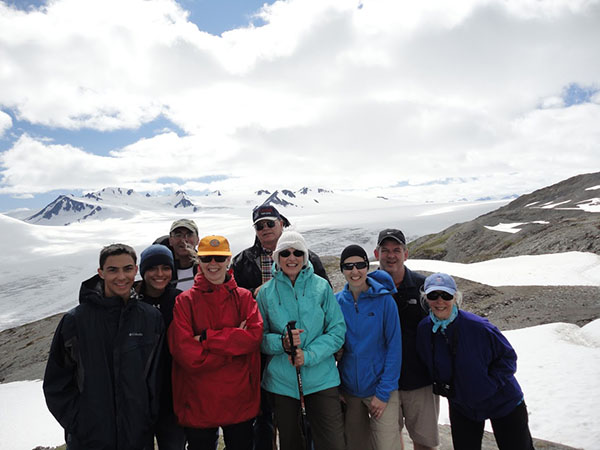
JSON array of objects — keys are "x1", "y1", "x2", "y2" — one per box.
[{"x1": 167, "y1": 218, "x2": 199, "y2": 291}]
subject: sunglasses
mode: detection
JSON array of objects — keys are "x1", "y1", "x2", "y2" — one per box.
[
  {"x1": 254, "y1": 220, "x2": 276, "y2": 231},
  {"x1": 279, "y1": 249, "x2": 305, "y2": 258},
  {"x1": 341, "y1": 261, "x2": 368, "y2": 271},
  {"x1": 199, "y1": 255, "x2": 228, "y2": 263},
  {"x1": 426, "y1": 291, "x2": 454, "y2": 301}
]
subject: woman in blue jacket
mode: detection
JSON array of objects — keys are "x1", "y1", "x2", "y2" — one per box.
[
  {"x1": 335, "y1": 245, "x2": 402, "y2": 450},
  {"x1": 256, "y1": 231, "x2": 346, "y2": 450},
  {"x1": 416, "y1": 273, "x2": 534, "y2": 450}
]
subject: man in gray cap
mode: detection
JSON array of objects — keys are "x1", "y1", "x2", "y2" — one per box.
[
  {"x1": 167, "y1": 218, "x2": 199, "y2": 291},
  {"x1": 375, "y1": 229, "x2": 440, "y2": 450}
]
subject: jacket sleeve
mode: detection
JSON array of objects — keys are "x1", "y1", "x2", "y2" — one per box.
[
  {"x1": 302, "y1": 285, "x2": 346, "y2": 367},
  {"x1": 375, "y1": 296, "x2": 402, "y2": 402},
  {"x1": 486, "y1": 324, "x2": 518, "y2": 388},
  {"x1": 308, "y1": 251, "x2": 331, "y2": 286},
  {"x1": 204, "y1": 291, "x2": 263, "y2": 357},
  {"x1": 168, "y1": 295, "x2": 229, "y2": 373},
  {"x1": 43, "y1": 314, "x2": 81, "y2": 434},
  {"x1": 256, "y1": 287, "x2": 287, "y2": 355}
]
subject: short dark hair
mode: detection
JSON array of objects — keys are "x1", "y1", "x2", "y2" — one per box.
[{"x1": 99, "y1": 243, "x2": 137, "y2": 269}]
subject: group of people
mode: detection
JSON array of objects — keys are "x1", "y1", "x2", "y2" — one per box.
[{"x1": 43, "y1": 205, "x2": 535, "y2": 450}]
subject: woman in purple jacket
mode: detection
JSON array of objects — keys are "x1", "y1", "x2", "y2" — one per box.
[{"x1": 416, "y1": 273, "x2": 534, "y2": 450}]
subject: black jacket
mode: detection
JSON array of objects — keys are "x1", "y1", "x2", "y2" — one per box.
[
  {"x1": 232, "y1": 237, "x2": 330, "y2": 293},
  {"x1": 136, "y1": 281, "x2": 181, "y2": 417},
  {"x1": 389, "y1": 267, "x2": 432, "y2": 390},
  {"x1": 43, "y1": 275, "x2": 165, "y2": 450}
]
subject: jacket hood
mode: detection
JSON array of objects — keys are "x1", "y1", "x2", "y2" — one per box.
[
  {"x1": 79, "y1": 274, "x2": 132, "y2": 308},
  {"x1": 339, "y1": 269, "x2": 396, "y2": 299}
]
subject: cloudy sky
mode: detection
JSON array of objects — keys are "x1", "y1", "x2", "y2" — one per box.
[{"x1": 1, "y1": 0, "x2": 599, "y2": 211}]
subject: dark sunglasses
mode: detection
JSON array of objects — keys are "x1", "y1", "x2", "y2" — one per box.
[
  {"x1": 341, "y1": 261, "x2": 368, "y2": 271},
  {"x1": 254, "y1": 220, "x2": 276, "y2": 231},
  {"x1": 426, "y1": 291, "x2": 454, "y2": 301},
  {"x1": 199, "y1": 255, "x2": 228, "y2": 263},
  {"x1": 279, "y1": 249, "x2": 305, "y2": 258}
]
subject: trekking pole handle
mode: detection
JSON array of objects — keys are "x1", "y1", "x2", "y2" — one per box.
[{"x1": 286, "y1": 320, "x2": 297, "y2": 364}]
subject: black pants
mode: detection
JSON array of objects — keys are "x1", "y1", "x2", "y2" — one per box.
[
  {"x1": 269, "y1": 387, "x2": 345, "y2": 450},
  {"x1": 253, "y1": 388, "x2": 275, "y2": 450},
  {"x1": 185, "y1": 419, "x2": 253, "y2": 450},
  {"x1": 449, "y1": 401, "x2": 535, "y2": 450}
]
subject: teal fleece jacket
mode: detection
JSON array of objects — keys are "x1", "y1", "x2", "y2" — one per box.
[
  {"x1": 336, "y1": 270, "x2": 402, "y2": 402},
  {"x1": 257, "y1": 261, "x2": 346, "y2": 398}
]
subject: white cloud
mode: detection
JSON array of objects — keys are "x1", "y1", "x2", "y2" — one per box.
[
  {"x1": 0, "y1": 110, "x2": 11, "y2": 137},
  {"x1": 0, "y1": 0, "x2": 599, "y2": 200}
]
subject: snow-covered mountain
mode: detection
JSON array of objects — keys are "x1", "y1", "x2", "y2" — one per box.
[{"x1": 22, "y1": 187, "x2": 201, "y2": 225}]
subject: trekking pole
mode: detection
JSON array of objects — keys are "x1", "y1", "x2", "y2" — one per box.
[{"x1": 286, "y1": 320, "x2": 311, "y2": 450}]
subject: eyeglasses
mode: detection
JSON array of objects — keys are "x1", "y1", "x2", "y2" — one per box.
[
  {"x1": 254, "y1": 220, "x2": 276, "y2": 231},
  {"x1": 426, "y1": 291, "x2": 454, "y2": 301},
  {"x1": 171, "y1": 231, "x2": 195, "y2": 239},
  {"x1": 279, "y1": 249, "x2": 305, "y2": 258},
  {"x1": 198, "y1": 255, "x2": 228, "y2": 263},
  {"x1": 341, "y1": 261, "x2": 368, "y2": 271}
]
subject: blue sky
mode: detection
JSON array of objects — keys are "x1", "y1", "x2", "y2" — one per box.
[{"x1": 1, "y1": 0, "x2": 599, "y2": 213}]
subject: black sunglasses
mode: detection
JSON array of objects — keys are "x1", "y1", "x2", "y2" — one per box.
[
  {"x1": 199, "y1": 255, "x2": 228, "y2": 263},
  {"x1": 426, "y1": 291, "x2": 454, "y2": 301},
  {"x1": 341, "y1": 261, "x2": 368, "y2": 271},
  {"x1": 254, "y1": 220, "x2": 276, "y2": 231},
  {"x1": 279, "y1": 249, "x2": 305, "y2": 258}
]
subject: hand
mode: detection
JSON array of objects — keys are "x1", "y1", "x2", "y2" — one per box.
[
  {"x1": 369, "y1": 396, "x2": 387, "y2": 419},
  {"x1": 288, "y1": 348, "x2": 305, "y2": 367},
  {"x1": 282, "y1": 329, "x2": 304, "y2": 352},
  {"x1": 238, "y1": 320, "x2": 247, "y2": 330},
  {"x1": 334, "y1": 347, "x2": 344, "y2": 361}
]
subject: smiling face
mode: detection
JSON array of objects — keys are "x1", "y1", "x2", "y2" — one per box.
[
  {"x1": 427, "y1": 291, "x2": 456, "y2": 320},
  {"x1": 342, "y1": 256, "x2": 369, "y2": 291},
  {"x1": 98, "y1": 253, "x2": 137, "y2": 300},
  {"x1": 278, "y1": 247, "x2": 304, "y2": 282},
  {"x1": 255, "y1": 219, "x2": 284, "y2": 251},
  {"x1": 374, "y1": 238, "x2": 408, "y2": 283},
  {"x1": 143, "y1": 264, "x2": 172, "y2": 295},
  {"x1": 199, "y1": 255, "x2": 231, "y2": 285}
]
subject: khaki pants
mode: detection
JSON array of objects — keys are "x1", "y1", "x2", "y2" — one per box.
[{"x1": 344, "y1": 390, "x2": 401, "y2": 450}]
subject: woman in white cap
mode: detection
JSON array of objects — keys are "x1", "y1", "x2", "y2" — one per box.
[
  {"x1": 256, "y1": 230, "x2": 346, "y2": 450},
  {"x1": 168, "y1": 235, "x2": 263, "y2": 450},
  {"x1": 416, "y1": 272, "x2": 534, "y2": 450}
]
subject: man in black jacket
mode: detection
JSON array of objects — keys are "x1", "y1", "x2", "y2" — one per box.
[
  {"x1": 232, "y1": 205, "x2": 329, "y2": 296},
  {"x1": 43, "y1": 244, "x2": 165, "y2": 450},
  {"x1": 232, "y1": 205, "x2": 330, "y2": 450}
]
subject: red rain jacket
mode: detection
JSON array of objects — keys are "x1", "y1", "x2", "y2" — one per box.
[{"x1": 168, "y1": 270, "x2": 262, "y2": 428}]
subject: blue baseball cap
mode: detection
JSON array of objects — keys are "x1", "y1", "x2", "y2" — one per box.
[{"x1": 424, "y1": 273, "x2": 457, "y2": 296}]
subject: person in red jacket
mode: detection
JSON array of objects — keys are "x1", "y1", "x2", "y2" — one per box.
[{"x1": 168, "y1": 235, "x2": 263, "y2": 450}]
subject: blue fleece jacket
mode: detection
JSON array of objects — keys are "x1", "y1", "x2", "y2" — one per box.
[
  {"x1": 417, "y1": 310, "x2": 524, "y2": 422},
  {"x1": 335, "y1": 270, "x2": 402, "y2": 402},
  {"x1": 257, "y1": 261, "x2": 346, "y2": 399}
]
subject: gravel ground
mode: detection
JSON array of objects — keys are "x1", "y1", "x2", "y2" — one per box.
[{"x1": 4, "y1": 261, "x2": 597, "y2": 449}]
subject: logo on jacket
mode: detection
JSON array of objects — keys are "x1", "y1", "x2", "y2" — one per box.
[{"x1": 129, "y1": 332, "x2": 143, "y2": 337}]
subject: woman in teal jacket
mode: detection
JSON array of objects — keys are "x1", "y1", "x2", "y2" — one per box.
[
  {"x1": 256, "y1": 230, "x2": 346, "y2": 450},
  {"x1": 335, "y1": 245, "x2": 402, "y2": 450}
]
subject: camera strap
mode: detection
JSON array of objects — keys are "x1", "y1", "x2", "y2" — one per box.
[{"x1": 431, "y1": 325, "x2": 459, "y2": 389}]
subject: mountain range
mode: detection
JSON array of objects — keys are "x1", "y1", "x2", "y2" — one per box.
[
  {"x1": 11, "y1": 186, "x2": 336, "y2": 226},
  {"x1": 408, "y1": 172, "x2": 600, "y2": 262}
]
